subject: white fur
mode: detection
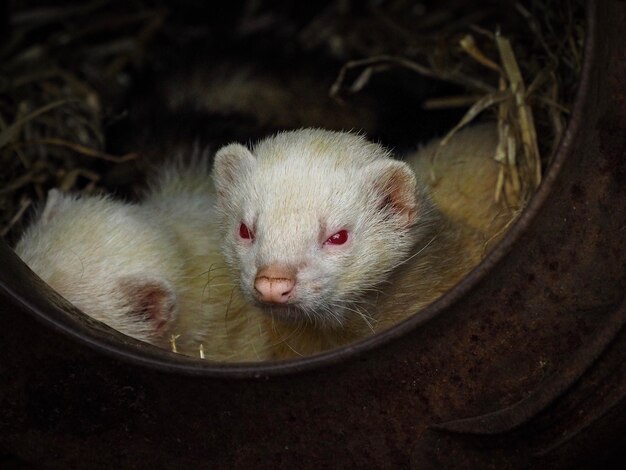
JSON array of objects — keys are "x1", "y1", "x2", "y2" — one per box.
[
  {"x1": 16, "y1": 193, "x2": 183, "y2": 344},
  {"x1": 213, "y1": 128, "x2": 434, "y2": 328},
  {"x1": 15, "y1": 160, "x2": 270, "y2": 361}
]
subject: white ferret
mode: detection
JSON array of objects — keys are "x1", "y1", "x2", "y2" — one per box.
[
  {"x1": 14, "y1": 124, "x2": 510, "y2": 361},
  {"x1": 14, "y1": 160, "x2": 270, "y2": 361},
  {"x1": 213, "y1": 124, "x2": 513, "y2": 358}
]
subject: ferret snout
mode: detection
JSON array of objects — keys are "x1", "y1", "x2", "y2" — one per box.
[{"x1": 254, "y1": 265, "x2": 296, "y2": 304}]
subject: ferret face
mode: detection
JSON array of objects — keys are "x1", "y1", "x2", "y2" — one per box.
[
  {"x1": 14, "y1": 191, "x2": 182, "y2": 346},
  {"x1": 213, "y1": 129, "x2": 424, "y2": 328}
]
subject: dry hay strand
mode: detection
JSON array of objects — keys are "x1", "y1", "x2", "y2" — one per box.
[
  {"x1": 168, "y1": 334, "x2": 206, "y2": 360},
  {"x1": 169, "y1": 334, "x2": 181, "y2": 353},
  {"x1": 1, "y1": 0, "x2": 584, "y2": 240},
  {"x1": 0, "y1": 1, "x2": 166, "y2": 242},
  {"x1": 327, "y1": 0, "x2": 584, "y2": 212}
]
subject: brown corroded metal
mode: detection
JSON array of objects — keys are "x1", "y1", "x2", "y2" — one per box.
[{"x1": 0, "y1": 1, "x2": 625, "y2": 468}]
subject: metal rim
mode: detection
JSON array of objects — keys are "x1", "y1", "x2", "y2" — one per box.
[{"x1": 0, "y1": 0, "x2": 597, "y2": 378}]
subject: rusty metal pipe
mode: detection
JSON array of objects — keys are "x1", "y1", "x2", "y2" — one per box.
[{"x1": 0, "y1": 0, "x2": 625, "y2": 468}]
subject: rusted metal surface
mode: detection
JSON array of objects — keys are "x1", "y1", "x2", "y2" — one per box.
[{"x1": 0, "y1": 0, "x2": 624, "y2": 468}]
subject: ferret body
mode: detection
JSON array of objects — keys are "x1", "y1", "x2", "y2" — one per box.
[
  {"x1": 15, "y1": 124, "x2": 512, "y2": 361},
  {"x1": 15, "y1": 160, "x2": 270, "y2": 361},
  {"x1": 128, "y1": 57, "x2": 379, "y2": 163},
  {"x1": 158, "y1": 60, "x2": 378, "y2": 133},
  {"x1": 213, "y1": 123, "x2": 514, "y2": 358},
  {"x1": 408, "y1": 123, "x2": 514, "y2": 243}
]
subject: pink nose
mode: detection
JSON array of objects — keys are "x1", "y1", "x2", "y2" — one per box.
[{"x1": 254, "y1": 265, "x2": 296, "y2": 304}]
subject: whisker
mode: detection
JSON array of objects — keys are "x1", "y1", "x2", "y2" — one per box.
[
  {"x1": 321, "y1": 304, "x2": 344, "y2": 328},
  {"x1": 223, "y1": 287, "x2": 237, "y2": 327},
  {"x1": 198, "y1": 282, "x2": 239, "y2": 288},
  {"x1": 390, "y1": 235, "x2": 438, "y2": 271},
  {"x1": 68, "y1": 248, "x2": 85, "y2": 280},
  {"x1": 269, "y1": 314, "x2": 305, "y2": 357},
  {"x1": 341, "y1": 304, "x2": 376, "y2": 333}
]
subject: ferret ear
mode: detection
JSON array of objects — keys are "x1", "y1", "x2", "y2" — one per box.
[
  {"x1": 118, "y1": 276, "x2": 178, "y2": 334},
  {"x1": 212, "y1": 143, "x2": 256, "y2": 196},
  {"x1": 40, "y1": 189, "x2": 67, "y2": 225},
  {"x1": 363, "y1": 160, "x2": 418, "y2": 227}
]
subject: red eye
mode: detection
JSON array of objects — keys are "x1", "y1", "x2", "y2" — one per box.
[
  {"x1": 325, "y1": 230, "x2": 349, "y2": 245},
  {"x1": 239, "y1": 222, "x2": 254, "y2": 240}
]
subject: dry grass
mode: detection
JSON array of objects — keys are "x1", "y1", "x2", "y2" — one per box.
[
  {"x1": 0, "y1": 1, "x2": 165, "y2": 242},
  {"x1": 322, "y1": 0, "x2": 584, "y2": 211},
  {"x1": 1, "y1": 0, "x2": 585, "y2": 241}
]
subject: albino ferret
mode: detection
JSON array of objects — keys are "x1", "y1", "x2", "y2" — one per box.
[
  {"x1": 14, "y1": 160, "x2": 270, "y2": 361},
  {"x1": 14, "y1": 124, "x2": 511, "y2": 361},
  {"x1": 213, "y1": 123, "x2": 513, "y2": 358}
]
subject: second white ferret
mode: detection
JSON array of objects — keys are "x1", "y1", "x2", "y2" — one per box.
[
  {"x1": 213, "y1": 124, "x2": 512, "y2": 358},
  {"x1": 14, "y1": 159, "x2": 270, "y2": 361}
]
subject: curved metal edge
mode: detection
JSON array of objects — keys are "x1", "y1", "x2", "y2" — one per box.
[
  {"x1": 413, "y1": 0, "x2": 626, "y2": 441},
  {"x1": 0, "y1": 0, "x2": 598, "y2": 378},
  {"x1": 429, "y1": 298, "x2": 626, "y2": 435}
]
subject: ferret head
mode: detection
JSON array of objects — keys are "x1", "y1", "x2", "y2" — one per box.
[
  {"x1": 213, "y1": 128, "x2": 427, "y2": 328},
  {"x1": 14, "y1": 190, "x2": 182, "y2": 346}
]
